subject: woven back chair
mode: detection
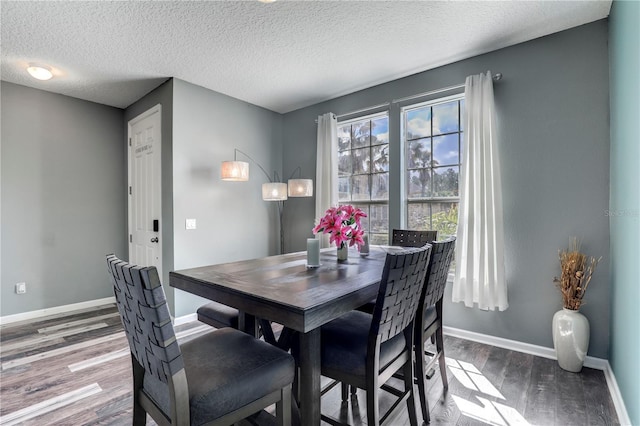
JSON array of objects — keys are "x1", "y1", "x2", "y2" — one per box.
[
  {"x1": 414, "y1": 236, "x2": 456, "y2": 423},
  {"x1": 106, "y1": 254, "x2": 294, "y2": 426},
  {"x1": 391, "y1": 229, "x2": 438, "y2": 248},
  {"x1": 319, "y1": 245, "x2": 432, "y2": 426},
  {"x1": 356, "y1": 229, "x2": 437, "y2": 317}
]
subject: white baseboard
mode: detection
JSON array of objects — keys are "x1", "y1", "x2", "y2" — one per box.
[
  {"x1": 443, "y1": 326, "x2": 631, "y2": 425},
  {"x1": 0, "y1": 297, "x2": 116, "y2": 326},
  {"x1": 173, "y1": 313, "x2": 197, "y2": 326},
  {"x1": 603, "y1": 361, "x2": 634, "y2": 426}
]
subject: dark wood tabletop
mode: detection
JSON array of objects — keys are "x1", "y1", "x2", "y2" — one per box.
[
  {"x1": 169, "y1": 245, "x2": 397, "y2": 426},
  {"x1": 169, "y1": 246, "x2": 394, "y2": 332}
]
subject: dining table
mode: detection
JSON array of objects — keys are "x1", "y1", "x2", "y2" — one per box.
[{"x1": 169, "y1": 245, "x2": 399, "y2": 426}]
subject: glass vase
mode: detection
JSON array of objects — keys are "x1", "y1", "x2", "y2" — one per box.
[{"x1": 337, "y1": 244, "x2": 348, "y2": 262}]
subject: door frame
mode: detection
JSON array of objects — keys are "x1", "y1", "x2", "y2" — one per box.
[{"x1": 127, "y1": 104, "x2": 162, "y2": 273}]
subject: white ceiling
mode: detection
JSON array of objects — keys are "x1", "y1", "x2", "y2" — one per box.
[{"x1": 1, "y1": 0, "x2": 611, "y2": 114}]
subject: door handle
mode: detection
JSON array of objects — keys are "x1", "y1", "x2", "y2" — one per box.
[{"x1": 150, "y1": 237, "x2": 159, "y2": 243}]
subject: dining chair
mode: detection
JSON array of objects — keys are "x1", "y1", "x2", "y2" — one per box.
[
  {"x1": 414, "y1": 236, "x2": 456, "y2": 424},
  {"x1": 357, "y1": 229, "x2": 438, "y2": 315},
  {"x1": 391, "y1": 229, "x2": 438, "y2": 248},
  {"x1": 319, "y1": 245, "x2": 432, "y2": 426},
  {"x1": 106, "y1": 254, "x2": 295, "y2": 426}
]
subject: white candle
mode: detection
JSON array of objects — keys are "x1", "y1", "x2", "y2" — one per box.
[{"x1": 307, "y1": 238, "x2": 320, "y2": 266}]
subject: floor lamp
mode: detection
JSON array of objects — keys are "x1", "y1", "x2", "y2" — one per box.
[{"x1": 221, "y1": 148, "x2": 313, "y2": 254}]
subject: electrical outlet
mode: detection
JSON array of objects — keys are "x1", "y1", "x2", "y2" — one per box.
[
  {"x1": 185, "y1": 218, "x2": 197, "y2": 230},
  {"x1": 15, "y1": 282, "x2": 26, "y2": 294}
]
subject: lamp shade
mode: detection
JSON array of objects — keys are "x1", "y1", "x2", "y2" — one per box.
[
  {"x1": 288, "y1": 179, "x2": 313, "y2": 197},
  {"x1": 221, "y1": 161, "x2": 249, "y2": 181},
  {"x1": 262, "y1": 183, "x2": 288, "y2": 201}
]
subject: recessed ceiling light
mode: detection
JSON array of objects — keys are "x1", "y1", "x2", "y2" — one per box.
[
  {"x1": 258, "y1": 0, "x2": 277, "y2": 3},
  {"x1": 26, "y1": 64, "x2": 53, "y2": 81}
]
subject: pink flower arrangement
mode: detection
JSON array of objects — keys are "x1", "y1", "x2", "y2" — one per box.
[{"x1": 313, "y1": 205, "x2": 367, "y2": 250}]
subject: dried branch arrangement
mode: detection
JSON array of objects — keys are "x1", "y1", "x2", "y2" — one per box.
[{"x1": 553, "y1": 238, "x2": 602, "y2": 310}]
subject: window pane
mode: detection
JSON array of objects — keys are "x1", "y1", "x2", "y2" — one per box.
[
  {"x1": 351, "y1": 175, "x2": 370, "y2": 200},
  {"x1": 372, "y1": 145, "x2": 389, "y2": 172},
  {"x1": 352, "y1": 121, "x2": 370, "y2": 148},
  {"x1": 352, "y1": 148, "x2": 370, "y2": 174},
  {"x1": 370, "y1": 233, "x2": 389, "y2": 245},
  {"x1": 407, "y1": 138, "x2": 431, "y2": 169},
  {"x1": 352, "y1": 203, "x2": 370, "y2": 232},
  {"x1": 404, "y1": 96, "x2": 462, "y2": 237},
  {"x1": 371, "y1": 116, "x2": 389, "y2": 146},
  {"x1": 338, "y1": 177, "x2": 351, "y2": 201},
  {"x1": 431, "y1": 202, "x2": 458, "y2": 237},
  {"x1": 408, "y1": 203, "x2": 431, "y2": 230},
  {"x1": 460, "y1": 99, "x2": 465, "y2": 131},
  {"x1": 371, "y1": 173, "x2": 388, "y2": 200},
  {"x1": 433, "y1": 166, "x2": 459, "y2": 197},
  {"x1": 338, "y1": 125, "x2": 351, "y2": 151},
  {"x1": 407, "y1": 169, "x2": 432, "y2": 198},
  {"x1": 433, "y1": 134, "x2": 459, "y2": 167},
  {"x1": 433, "y1": 100, "x2": 459, "y2": 135},
  {"x1": 337, "y1": 114, "x2": 388, "y2": 246},
  {"x1": 351, "y1": 203, "x2": 389, "y2": 245},
  {"x1": 338, "y1": 150, "x2": 352, "y2": 176},
  {"x1": 406, "y1": 107, "x2": 431, "y2": 139},
  {"x1": 370, "y1": 204, "x2": 388, "y2": 234}
]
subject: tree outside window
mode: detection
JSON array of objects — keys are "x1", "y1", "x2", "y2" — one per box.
[
  {"x1": 404, "y1": 95, "x2": 464, "y2": 238},
  {"x1": 338, "y1": 113, "x2": 389, "y2": 244}
]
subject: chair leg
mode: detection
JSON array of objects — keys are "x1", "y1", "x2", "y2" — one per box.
[
  {"x1": 403, "y1": 354, "x2": 419, "y2": 426},
  {"x1": 131, "y1": 355, "x2": 147, "y2": 426},
  {"x1": 435, "y1": 326, "x2": 448, "y2": 389},
  {"x1": 277, "y1": 384, "x2": 292, "y2": 426},
  {"x1": 341, "y1": 382, "x2": 349, "y2": 402},
  {"x1": 366, "y1": 376, "x2": 380, "y2": 426},
  {"x1": 415, "y1": 334, "x2": 430, "y2": 424}
]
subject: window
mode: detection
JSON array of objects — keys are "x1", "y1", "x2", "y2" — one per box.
[
  {"x1": 403, "y1": 95, "x2": 464, "y2": 238},
  {"x1": 338, "y1": 113, "x2": 389, "y2": 244}
]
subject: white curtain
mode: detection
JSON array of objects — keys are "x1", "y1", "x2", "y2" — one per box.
[
  {"x1": 315, "y1": 113, "x2": 338, "y2": 248},
  {"x1": 452, "y1": 71, "x2": 508, "y2": 311}
]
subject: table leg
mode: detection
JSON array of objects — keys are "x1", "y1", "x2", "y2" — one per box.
[
  {"x1": 239, "y1": 312, "x2": 258, "y2": 337},
  {"x1": 298, "y1": 328, "x2": 321, "y2": 426}
]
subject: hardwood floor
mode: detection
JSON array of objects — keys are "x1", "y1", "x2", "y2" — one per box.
[{"x1": 0, "y1": 304, "x2": 619, "y2": 425}]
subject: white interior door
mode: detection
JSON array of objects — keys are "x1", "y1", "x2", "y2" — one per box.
[{"x1": 128, "y1": 105, "x2": 162, "y2": 272}]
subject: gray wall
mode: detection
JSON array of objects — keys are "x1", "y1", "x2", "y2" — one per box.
[
  {"x1": 1, "y1": 82, "x2": 126, "y2": 316},
  {"x1": 172, "y1": 78, "x2": 283, "y2": 317},
  {"x1": 609, "y1": 1, "x2": 640, "y2": 422},
  {"x1": 282, "y1": 21, "x2": 611, "y2": 358},
  {"x1": 124, "y1": 79, "x2": 175, "y2": 313}
]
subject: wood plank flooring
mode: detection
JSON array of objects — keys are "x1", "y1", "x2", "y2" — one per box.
[{"x1": 0, "y1": 305, "x2": 619, "y2": 425}]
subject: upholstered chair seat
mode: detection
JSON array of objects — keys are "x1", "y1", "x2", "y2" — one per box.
[
  {"x1": 197, "y1": 301, "x2": 239, "y2": 329},
  {"x1": 321, "y1": 311, "x2": 407, "y2": 379}
]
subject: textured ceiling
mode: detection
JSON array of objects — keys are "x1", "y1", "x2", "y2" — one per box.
[{"x1": 1, "y1": 1, "x2": 611, "y2": 113}]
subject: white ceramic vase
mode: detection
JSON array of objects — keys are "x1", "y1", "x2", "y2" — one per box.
[
  {"x1": 552, "y1": 308, "x2": 590, "y2": 372},
  {"x1": 337, "y1": 244, "x2": 348, "y2": 262}
]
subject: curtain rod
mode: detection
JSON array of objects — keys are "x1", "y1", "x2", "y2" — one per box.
[
  {"x1": 391, "y1": 72, "x2": 502, "y2": 105},
  {"x1": 315, "y1": 72, "x2": 503, "y2": 123},
  {"x1": 315, "y1": 102, "x2": 390, "y2": 123}
]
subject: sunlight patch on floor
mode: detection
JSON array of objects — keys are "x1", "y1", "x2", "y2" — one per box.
[
  {"x1": 446, "y1": 357, "x2": 505, "y2": 399},
  {"x1": 452, "y1": 395, "x2": 530, "y2": 426}
]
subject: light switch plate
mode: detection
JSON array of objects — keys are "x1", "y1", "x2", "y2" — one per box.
[
  {"x1": 16, "y1": 282, "x2": 26, "y2": 294},
  {"x1": 185, "y1": 219, "x2": 197, "y2": 230}
]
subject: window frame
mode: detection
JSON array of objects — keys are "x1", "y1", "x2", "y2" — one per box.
[
  {"x1": 401, "y1": 93, "x2": 464, "y2": 235},
  {"x1": 337, "y1": 111, "x2": 390, "y2": 245}
]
